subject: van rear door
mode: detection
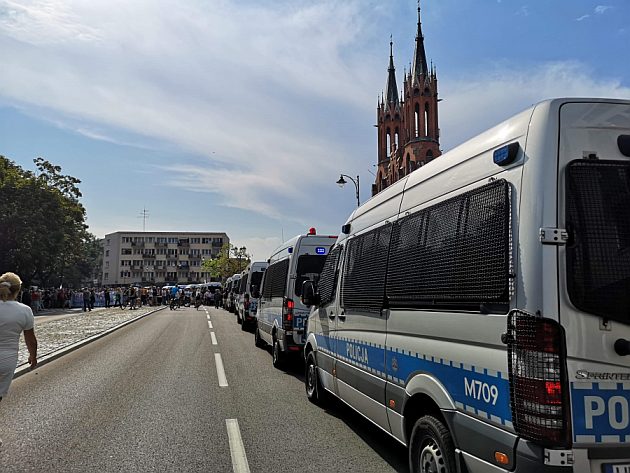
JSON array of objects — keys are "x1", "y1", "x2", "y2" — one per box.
[{"x1": 557, "y1": 101, "x2": 630, "y2": 450}]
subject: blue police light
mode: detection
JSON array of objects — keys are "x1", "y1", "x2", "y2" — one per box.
[
  {"x1": 316, "y1": 247, "x2": 326, "y2": 255},
  {"x1": 493, "y1": 142, "x2": 520, "y2": 166},
  {"x1": 288, "y1": 247, "x2": 293, "y2": 254}
]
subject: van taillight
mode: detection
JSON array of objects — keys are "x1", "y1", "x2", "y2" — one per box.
[
  {"x1": 507, "y1": 310, "x2": 571, "y2": 447},
  {"x1": 283, "y1": 298, "x2": 294, "y2": 330}
]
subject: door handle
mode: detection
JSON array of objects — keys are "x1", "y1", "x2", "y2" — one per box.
[
  {"x1": 338, "y1": 311, "x2": 346, "y2": 322},
  {"x1": 328, "y1": 312, "x2": 336, "y2": 320}
]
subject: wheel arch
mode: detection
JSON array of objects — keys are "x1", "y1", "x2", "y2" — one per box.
[{"x1": 403, "y1": 374, "x2": 457, "y2": 446}]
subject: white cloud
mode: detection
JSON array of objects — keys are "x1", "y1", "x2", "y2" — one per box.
[
  {"x1": 576, "y1": 14, "x2": 590, "y2": 21},
  {"x1": 594, "y1": 5, "x2": 612, "y2": 14},
  {"x1": 439, "y1": 61, "x2": 630, "y2": 151}
]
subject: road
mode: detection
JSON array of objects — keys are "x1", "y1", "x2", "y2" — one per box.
[{"x1": 0, "y1": 305, "x2": 407, "y2": 472}]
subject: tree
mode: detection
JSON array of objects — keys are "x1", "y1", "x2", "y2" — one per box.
[
  {"x1": 202, "y1": 243, "x2": 251, "y2": 281},
  {"x1": 0, "y1": 156, "x2": 95, "y2": 287}
]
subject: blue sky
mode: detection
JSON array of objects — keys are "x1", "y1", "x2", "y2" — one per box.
[{"x1": 1, "y1": 0, "x2": 629, "y2": 261}]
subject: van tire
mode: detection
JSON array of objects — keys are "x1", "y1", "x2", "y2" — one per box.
[
  {"x1": 241, "y1": 319, "x2": 247, "y2": 331},
  {"x1": 305, "y1": 352, "x2": 327, "y2": 406},
  {"x1": 272, "y1": 337, "x2": 284, "y2": 369},
  {"x1": 254, "y1": 326, "x2": 265, "y2": 348},
  {"x1": 409, "y1": 415, "x2": 456, "y2": 473}
]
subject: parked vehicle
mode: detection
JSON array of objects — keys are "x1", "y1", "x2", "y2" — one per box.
[
  {"x1": 302, "y1": 98, "x2": 630, "y2": 473},
  {"x1": 255, "y1": 228, "x2": 337, "y2": 368},
  {"x1": 237, "y1": 261, "x2": 268, "y2": 330},
  {"x1": 228, "y1": 273, "x2": 241, "y2": 313},
  {"x1": 223, "y1": 277, "x2": 233, "y2": 309}
]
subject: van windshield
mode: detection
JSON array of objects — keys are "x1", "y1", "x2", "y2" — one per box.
[
  {"x1": 294, "y1": 255, "x2": 327, "y2": 296},
  {"x1": 566, "y1": 160, "x2": 630, "y2": 324}
]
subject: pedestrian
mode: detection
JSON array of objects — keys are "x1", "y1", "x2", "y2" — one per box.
[
  {"x1": 89, "y1": 288, "x2": 96, "y2": 311},
  {"x1": 82, "y1": 288, "x2": 90, "y2": 312},
  {"x1": 104, "y1": 287, "x2": 111, "y2": 308},
  {"x1": 0, "y1": 272, "x2": 38, "y2": 447},
  {"x1": 214, "y1": 289, "x2": 222, "y2": 309},
  {"x1": 114, "y1": 288, "x2": 122, "y2": 309}
]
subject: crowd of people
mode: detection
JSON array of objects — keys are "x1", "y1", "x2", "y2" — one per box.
[{"x1": 15, "y1": 285, "x2": 224, "y2": 313}]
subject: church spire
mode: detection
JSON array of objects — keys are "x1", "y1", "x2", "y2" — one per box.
[
  {"x1": 385, "y1": 36, "x2": 399, "y2": 109},
  {"x1": 411, "y1": 1, "x2": 429, "y2": 85}
]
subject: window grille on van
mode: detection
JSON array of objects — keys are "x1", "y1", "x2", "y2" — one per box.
[
  {"x1": 261, "y1": 259, "x2": 289, "y2": 300},
  {"x1": 239, "y1": 275, "x2": 247, "y2": 294},
  {"x1": 318, "y1": 246, "x2": 342, "y2": 306},
  {"x1": 386, "y1": 179, "x2": 512, "y2": 309},
  {"x1": 566, "y1": 160, "x2": 630, "y2": 323},
  {"x1": 341, "y1": 224, "x2": 392, "y2": 313}
]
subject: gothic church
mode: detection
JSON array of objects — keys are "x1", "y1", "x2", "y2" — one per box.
[{"x1": 373, "y1": 6, "x2": 441, "y2": 195}]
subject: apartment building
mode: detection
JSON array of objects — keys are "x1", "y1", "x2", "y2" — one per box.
[{"x1": 102, "y1": 231, "x2": 229, "y2": 286}]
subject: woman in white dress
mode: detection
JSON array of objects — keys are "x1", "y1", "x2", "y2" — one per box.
[{"x1": 0, "y1": 272, "x2": 38, "y2": 401}]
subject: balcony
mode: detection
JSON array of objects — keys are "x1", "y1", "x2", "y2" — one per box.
[
  {"x1": 177, "y1": 239, "x2": 190, "y2": 247},
  {"x1": 131, "y1": 241, "x2": 145, "y2": 248},
  {"x1": 155, "y1": 242, "x2": 168, "y2": 248},
  {"x1": 142, "y1": 254, "x2": 156, "y2": 259},
  {"x1": 189, "y1": 254, "x2": 201, "y2": 260},
  {"x1": 166, "y1": 254, "x2": 178, "y2": 259},
  {"x1": 131, "y1": 265, "x2": 142, "y2": 270}
]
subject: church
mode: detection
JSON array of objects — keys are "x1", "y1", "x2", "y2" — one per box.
[{"x1": 373, "y1": 6, "x2": 441, "y2": 196}]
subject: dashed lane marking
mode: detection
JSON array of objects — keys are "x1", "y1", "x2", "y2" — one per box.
[
  {"x1": 215, "y1": 353, "x2": 228, "y2": 387},
  {"x1": 208, "y1": 320, "x2": 213, "y2": 329},
  {"x1": 211, "y1": 332, "x2": 218, "y2": 345},
  {"x1": 226, "y1": 419, "x2": 250, "y2": 473}
]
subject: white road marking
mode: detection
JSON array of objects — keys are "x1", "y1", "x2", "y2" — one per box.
[
  {"x1": 226, "y1": 419, "x2": 250, "y2": 473},
  {"x1": 206, "y1": 314, "x2": 210, "y2": 320},
  {"x1": 211, "y1": 332, "x2": 218, "y2": 345},
  {"x1": 215, "y1": 353, "x2": 228, "y2": 387},
  {"x1": 208, "y1": 320, "x2": 213, "y2": 329}
]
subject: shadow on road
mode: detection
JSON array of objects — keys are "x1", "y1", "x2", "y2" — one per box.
[{"x1": 276, "y1": 358, "x2": 409, "y2": 473}]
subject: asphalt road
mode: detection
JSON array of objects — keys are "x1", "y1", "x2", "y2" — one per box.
[{"x1": 0, "y1": 305, "x2": 407, "y2": 472}]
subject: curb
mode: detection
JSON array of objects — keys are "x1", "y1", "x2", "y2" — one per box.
[{"x1": 14, "y1": 306, "x2": 167, "y2": 379}]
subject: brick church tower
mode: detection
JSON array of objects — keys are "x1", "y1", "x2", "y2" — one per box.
[{"x1": 373, "y1": 5, "x2": 441, "y2": 196}]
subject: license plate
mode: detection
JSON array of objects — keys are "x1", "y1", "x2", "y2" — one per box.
[{"x1": 604, "y1": 463, "x2": 630, "y2": 473}]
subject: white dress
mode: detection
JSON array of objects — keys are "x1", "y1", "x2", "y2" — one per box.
[{"x1": 0, "y1": 300, "x2": 34, "y2": 397}]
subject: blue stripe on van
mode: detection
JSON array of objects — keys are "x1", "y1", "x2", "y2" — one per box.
[{"x1": 315, "y1": 334, "x2": 512, "y2": 426}]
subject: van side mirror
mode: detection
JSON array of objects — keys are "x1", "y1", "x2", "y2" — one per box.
[{"x1": 301, "y1": 280, "x2": 319, "y2": 307}]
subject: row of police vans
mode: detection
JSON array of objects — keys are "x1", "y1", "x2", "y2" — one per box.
[{"x1": 224, "y1": 99, "x2": 630, "y2": 473}]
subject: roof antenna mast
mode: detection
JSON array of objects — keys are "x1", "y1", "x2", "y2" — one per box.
[{"x1": 139, "y1": 207, "x2": 150, "y2": 232}]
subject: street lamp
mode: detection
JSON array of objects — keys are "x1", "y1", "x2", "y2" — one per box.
[{"x1": 336, "y1": 174, "x2": 360, "y2": 207}]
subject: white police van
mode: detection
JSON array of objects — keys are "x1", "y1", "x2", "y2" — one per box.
[
  {"x1": 227, "y1": 273, "x2": 241, "y2": 314},
  {"x1": 255, "y1": 229, "x2": 337, "y2": 368},
  {"x1": 237, "y1": 261, "x2": 268, "y2": 330},
  {"x1": 302, "y1": 98, "x2": 630, "y2": 473}
]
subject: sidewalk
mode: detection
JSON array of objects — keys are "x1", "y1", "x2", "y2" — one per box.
[{"x1": 17, "y1": 305, "x2": 166, "y2": 368}]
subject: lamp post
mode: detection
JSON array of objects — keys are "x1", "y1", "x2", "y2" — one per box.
[{"x1": 336, "y1": 174, "x2": 360, "y2": 207}]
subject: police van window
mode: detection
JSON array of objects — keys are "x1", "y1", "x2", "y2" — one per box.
[
  {"x1": 341, "y1": 224, "x2": 392, "y2": 313},
  {"x1": 262, "y1": 259, "x2": 290, "y2": 300},
  {"x1": 386, "y1": 179, "x2": 512, "y2": 311},
  {"x1": 250, "y1": 271, "x2": 264, "y2": 291},
  {"x1": 566, "y1": 160, "x2": 630, "y2": 323},
  {"x1": 318, "y1": 246, "x2": 342, "y2": 305},
  {"x1": 239, "y1": 276, "x2": 247, "y2": 293},
  {"x1": 294, "y1": 255, "x2": 327, "y2": 297}
]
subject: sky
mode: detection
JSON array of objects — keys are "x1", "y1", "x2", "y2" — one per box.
[{"x1": 1, "y1": 0, "x2": 629, "y2": 261}]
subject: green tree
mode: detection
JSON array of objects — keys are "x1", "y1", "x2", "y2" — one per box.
[
  {"x1": 0, "y1": 156, "x2": 94, "y2": 287},
  {"x1": 202, "y1": 243, "x2": 251, "y2": 281}
]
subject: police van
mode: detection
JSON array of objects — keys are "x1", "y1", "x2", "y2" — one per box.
[
  {"x1": 223, "y1": 276, "x2": 233, "y2": 309},
  {"x1": 302, "y1": 98, "x2": 630, "y2": 473},
  {"x1": 255, "y1": 229, "x2": 337, "y2": 368},
  {"x1": 228, "y1": 273, "x2": 241, "y2": 314},
  {"x1": 237, "y1": 261, "x2": 268, "y2": 330}
]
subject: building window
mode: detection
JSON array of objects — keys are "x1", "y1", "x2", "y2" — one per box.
[
  {"x1": 122, "y1": 248, "x2": 132, "y2": 255},
  {"x1": 414, "y1": 103, "x2": 420, "y2": 138},
  {"x1": 105, "y1": 250, "x2": 109, "y2": 257},
  {"x1": 106, "y1": 239, "x2": 110, "y2": 246},
  {"x1": 424, "y1": 103, "x2": 430, "y2": 137},
  {"x1": 104, "y1": 273, "x2": 109, "y2": 280}
]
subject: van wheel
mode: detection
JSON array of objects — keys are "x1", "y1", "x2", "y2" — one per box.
[
  {"x1": 254, "y1": 326, "x2": 265, "y2": 348},
  {"x1": 409, "y1": 415, "x2": 456, "y2": 473},
  {"x1": 241, "y1": 319, "x2": 247, "y2": 331},
  {"x1": 272, "y1": 337, "x2": 284, "y2": 369},
  {"x1": 305, "y1": 352, "x2": 327, "y2": 406}
]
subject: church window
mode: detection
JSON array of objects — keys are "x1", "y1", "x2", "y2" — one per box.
[
  {"x1": 424, "y1": 103, "x2": 430, "y2": 137},
  {"x1": 414, "y1": 103, "x2": 420, "y2": 138}
]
